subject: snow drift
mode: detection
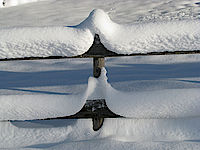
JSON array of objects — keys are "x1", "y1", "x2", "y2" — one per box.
[{"x1": 0, "y1": 9, "x2": 200, "y2": 59}]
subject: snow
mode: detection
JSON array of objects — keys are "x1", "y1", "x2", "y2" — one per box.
[
  {"x1": 0, "y1": 55, "x2": 200, "y2": 149},
  {"x1": 82, "y1": 67, "x2": 200, "y2": 119},
  {"x1": 107, "y1": 88, "x2": 200, "y2": 118},
  {"x1": 0, "y1": 0, "x2": 46, "y2": 8},
  {"x1": 0, "y1": 94, "x2": 85, "y2": 120},
  {"x1": 100, "y1": 20, "x2": 200, "y2": 54},
  {"x1": 0, "y1": 67, "x2": 107, "y2": 120},
  {"x1": 1, "y1": 9, "x2": 200, "y2": 59},
  {"x1": 0, "y1": 0, "x2": 199, "y2": 26},
  {"x1": 2, "y1": 118, "x2": 200, "y2": 149},
  {"x1": 0, "y1": 0, "x2": 200, "y2": 149},
  {"x1": 2, "y1": 65, "x2": 200, "y2": 120},
  {"x1": 0, "y1": 27, "x2": 93, "y2": 58},
  {"x1": 78, "y1": 9, "x2": 200, "y2": 54}
]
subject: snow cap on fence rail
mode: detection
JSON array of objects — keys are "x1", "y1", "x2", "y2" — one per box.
[
  {"x1": 0, "y1": 9, "x2": 200, "y2": 59},
  {"x1": 92, "y1": 68, "x2": 200, "y2": 119},
  {"x1": 0, "y1": 72, "x2": 102, "y2": 120},
  {"x1": 81, "y1": 9, "x2": 200, "y2": 55},
  {"x1": 2, "y1": 67, "x2": 200, "y2": 120}
]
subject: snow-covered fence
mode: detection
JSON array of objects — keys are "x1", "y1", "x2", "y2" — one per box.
[
  {"x1": 2, "y1": 32, "x2": 200, "y2": 131},
  {"x1": 1, "y1": 9, "x2": 200, "y2": 131}
]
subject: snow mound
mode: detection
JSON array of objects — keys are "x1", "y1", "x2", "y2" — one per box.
[{"x1": 0, "y1": 9, "x2": 200, "y2": 59}]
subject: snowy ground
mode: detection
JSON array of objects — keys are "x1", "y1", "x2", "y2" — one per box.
[
  {"x1": 0, "y1": 0, "x2": 200, "y2": 149},
  {"x1": 0, "y1": 0, "x2": 200, "y2": 26},
  {"x1": 1, "y1": 55, "x2": 200, "y2": 149}
]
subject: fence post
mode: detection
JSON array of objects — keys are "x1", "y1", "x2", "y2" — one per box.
[
  {"x1": 93, "y1": 57, "x2": 105, "y2": 78},
  {"x1": 92, "y1": 57, "x2": 105, "y2": 131}
]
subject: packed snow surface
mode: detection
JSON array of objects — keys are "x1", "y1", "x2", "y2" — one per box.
[
  {"x1": 0, "y1": 9, "x2": 200, "y2": 59},
  {"x1": 0, "y1": 0, "x2": 200, "y2": 25},
  {"x1": 0, "y1": 0, "x2": 46, "y2": 7}
]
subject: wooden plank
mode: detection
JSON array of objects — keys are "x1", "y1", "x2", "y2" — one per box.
[{"x1": 1, "y1": 50, "x2": 200, "y2": 61}]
